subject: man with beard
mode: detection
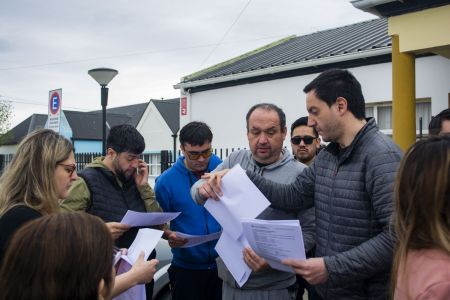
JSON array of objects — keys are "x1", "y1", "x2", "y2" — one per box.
[
  {"x1": 60, "y1": 124, "x2": 162, "y2": 299},
  {"x1": 202, "y1": 70, "x2": 402, "y2": 299},
  {"x1": 191, "y1": 103, "x2": 315, "y2": 300},
  {"x1": 291, "y1": 116, "x2": 321, "y2": 166},
  {"x1": 155, "y1": 121, "x2": 223, "y2": 300}
]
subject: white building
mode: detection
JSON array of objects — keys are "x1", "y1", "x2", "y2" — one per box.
[{"x1": 174, "y1": 18, "x2": 450, "y2": 150}]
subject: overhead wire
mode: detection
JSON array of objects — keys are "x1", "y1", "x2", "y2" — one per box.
[{"x1": 198, "y1": 0, "x2": 253, "y2": 69}]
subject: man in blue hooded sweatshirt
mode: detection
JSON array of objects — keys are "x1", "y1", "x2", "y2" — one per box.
[{"x1": 155, "y1": 121, "x2": 222, "y2": 300}]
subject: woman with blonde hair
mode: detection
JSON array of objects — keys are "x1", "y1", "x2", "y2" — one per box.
[
  {"x1": 0, "y1": 212, "x2": 115, "y2": 300},
  {"x1": 0, "y1": 129, "x2": 157, "y2": 297},
  {"x1": 0, "y1": 128, "x2": 77, "y2": 261},
  {"x1": 392, "y1": 135, "x2": 450, "y2": 299}
]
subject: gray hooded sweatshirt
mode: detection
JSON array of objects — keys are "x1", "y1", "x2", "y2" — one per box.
[{"x1": 192, "y1": 148, "x2": 315, "y2": 290}]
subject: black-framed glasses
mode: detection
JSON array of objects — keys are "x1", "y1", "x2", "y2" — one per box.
[
  {"x1": 58, "y1": 163, "x2": 76, "y2": 176},
  {"x1": 185, "y1": 148, "x2": 213, "y2": 160},
  {"x1": 291, "y1": 136, "x2": 316, "y2": 145}
]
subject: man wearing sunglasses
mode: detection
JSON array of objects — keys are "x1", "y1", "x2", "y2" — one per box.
[
  {"x1": 191, "y1": 103, "x2": 315, "y2": 300},
  {"x1": 290, "y1": 116, "x2": 321, "y2": 166},
  {"x1": 204, "y1": 69, "x2": 402, "y2": 299},
  {"x1": 155, "y1": 121, "x2": 222, "y2": 300}
]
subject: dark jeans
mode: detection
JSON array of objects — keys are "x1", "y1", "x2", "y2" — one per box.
[{"x1": 168, "y1": 264, "x2": 222, "y2": 300}]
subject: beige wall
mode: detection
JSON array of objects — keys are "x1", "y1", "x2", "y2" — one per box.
[{"x1": 388, "y1": 5, "x2": 450, "y2": 57}]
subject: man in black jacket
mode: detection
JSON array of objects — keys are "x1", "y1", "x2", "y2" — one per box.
[{"x1": 61, "y1": 124, "x2": 162, "y2": 298}]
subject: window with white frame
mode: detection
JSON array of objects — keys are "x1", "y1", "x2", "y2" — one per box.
[
  {"x1": 142, "y1": 153, "x2": 161, "y2": 176},
  {"x1": 365, "y1": 99, "x2": 431, "y2": 134}
]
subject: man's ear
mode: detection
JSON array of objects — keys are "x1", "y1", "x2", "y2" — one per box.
[
  {"x1": 105, "y1": 148, "x2": 116, "y2": 159},
  {"x1": 315, "y1": 137, "x2": 322, "y2": 150},
  {"x1": 335, "y1": 97, "x2": 348, "y2": 115},
  {"x1": 281, "y1": 127, "x2": 287, "y2": 139}
]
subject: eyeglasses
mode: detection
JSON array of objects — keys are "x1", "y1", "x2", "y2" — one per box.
[
  {"x1": 185, "y1": 148, "x2": 213, "y2": 160},
  {"x1": 291, "y1": 136, "x2": 316, "y2": 145},
  {"x1": 58, "y1": 163, "x2": 77, "y2": 176}
]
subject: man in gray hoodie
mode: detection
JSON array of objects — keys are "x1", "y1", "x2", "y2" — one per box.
[{"x1": 191, "y1": 103, "x2": 315, "y2": 300}]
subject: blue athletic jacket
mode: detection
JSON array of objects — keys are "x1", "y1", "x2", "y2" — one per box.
[{"x1": 155, "y1": 154, "x2": 222, "y2": 269}]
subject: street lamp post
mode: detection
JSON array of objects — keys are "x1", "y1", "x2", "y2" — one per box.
[{"x1": 88, "y1": 68, "x2": 118, "y2": 155}]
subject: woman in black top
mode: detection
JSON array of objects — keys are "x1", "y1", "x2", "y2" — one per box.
[{"x1": 0, "y1": 129, "x2": 77, "y2": 263}]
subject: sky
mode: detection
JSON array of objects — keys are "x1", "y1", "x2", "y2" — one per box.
[{"x1": 0, "y1": 0, "x2": 376, "y2": 128}]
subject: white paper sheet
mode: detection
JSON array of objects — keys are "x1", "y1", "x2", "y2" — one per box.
[
  {"x1": 127, "y1": 228, "x2": 163, "y2": 263},
  {"x1": 112, "y1": 228, "x2": 163, "y2": 300},
  {"x1": 215, "y1": 231, "x2": 252, "y2": 287},
  {"x1": 176, "y1": 231, "x2": 222, "y2": 248},
  {"x1": 204, "y1": 164, "x2": 270, "y2": 240},
  {"x1": 205, "y1": 164, "x2": 271, "y2": 286},
  {"x1": 120, "y1": 210, "x2": 180, "y2": 227},
  {"x1": 241, "y1": 219, "x2": 306, "y2": 273}
]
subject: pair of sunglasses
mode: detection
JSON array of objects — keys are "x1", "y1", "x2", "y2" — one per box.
[
  {"x1": 291, "y1": 136, "x2": 316, "y2": 145},
  {"x1": 185, "y1": 148, "x2": 213, "y2": 160}
]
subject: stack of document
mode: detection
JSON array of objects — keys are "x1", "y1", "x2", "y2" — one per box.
[
  {"x1": 113, "y1": 228, "x2": 163, "y2": 300},
  {"x1": 241, "y1": 219, "x2": 306, "y2": 272},
  {"x1": 205, "y1": 164, "x2": 306, "y2": 287}
]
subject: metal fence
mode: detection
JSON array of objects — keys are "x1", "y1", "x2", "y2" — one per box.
[
  {"x1": 0, "y1": 154, "x2": 13, "y2": 175},
  {"x1": 0, "y1": 147, "x2": 245, "y2": 176}
]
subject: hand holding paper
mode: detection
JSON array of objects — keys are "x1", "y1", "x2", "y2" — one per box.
[
  {"x1": 241, "y1": 219, "x2": 306, "y2": 273},
  {"x1": 175, "y1": 231, "x2": 221, "y2": 248},
  {"x1": 113, "y1": 228, "x2": 163, "y2": 300},
  {"x1": 120, "y1": 210, "x2": 180, "y2": 227},
  {"x1": 107, "y1": 222, "x2": 131, "y2": 240},
  {"x1": 200, "y1": 169, "x2": 230, "y2": 199},
  {"x1": 282, "y1": 257, "x2": 328, "y2": 285},
  {"x1": 164, "y1": 229, "x2": 188, "y2": 248}
]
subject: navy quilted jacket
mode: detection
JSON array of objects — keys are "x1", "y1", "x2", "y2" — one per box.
[{"x1": 248, "y1": 118, "x2": 402, "y2": 299}]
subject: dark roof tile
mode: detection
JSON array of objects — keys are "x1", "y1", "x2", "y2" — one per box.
[{"x1": 182, "y1": 18, "x2": 389, "y2": 83}]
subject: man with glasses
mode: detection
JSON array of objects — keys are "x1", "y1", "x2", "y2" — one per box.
[
  {"x1": 191, "y1": 103, "x2": 315, "y2": 300},
  {"x1": 291, "y1": 116, "x2": 321, "y2": 166},
  {"x1": 155, "y1": 121, "x2": 223, "y2": 300},
  {"x1": 60, "y1": 124, "x2": 162, "y2": 299}
]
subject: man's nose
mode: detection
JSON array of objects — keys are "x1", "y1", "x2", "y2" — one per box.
[
  {"x1": 130, "y1": 159, "x2": 139, "y2": 168},
  {"x1": 258, "y1": 133, "x2": 269, "y2": 144},
  {"x1": 307, "y1": 117, "x2": 315, "y2": 127}
]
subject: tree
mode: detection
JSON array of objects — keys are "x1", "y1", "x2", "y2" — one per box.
[{"x1": 0, "y1": 100, "x2": 12, "y2": 134}]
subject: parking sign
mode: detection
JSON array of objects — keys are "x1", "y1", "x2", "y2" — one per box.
[{"x1": 48, "y1": 89, "x2": 62, "y2": 132}]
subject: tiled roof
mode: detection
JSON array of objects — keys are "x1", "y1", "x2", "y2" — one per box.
[
  {"x1": 100, "y1": 102, "x2": 149, "y2": 127},
  {"x1": 64, "y1": 110, "x2": 130, "y2": 140},
  {"x1": 152, "y1": 98, "x2": 180, "y2": 134},
  {"x1": 0, "y1": 114, "x2": 47, "y2": 145},
  {"x1": 181, "y1": 18, "x2": 390, "y2": 84},
  {"x1": 0, "y1": 100, "x2": 180, "y2": 145}
]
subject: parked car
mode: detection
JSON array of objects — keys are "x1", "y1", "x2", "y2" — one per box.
[{"x1": 153, "y1": 239, "x2": 172, "y2": 300}]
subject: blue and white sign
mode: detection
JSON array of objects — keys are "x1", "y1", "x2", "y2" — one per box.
[{"x1": 47, "y1": 89, "x2": 62, "y2": 132}]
